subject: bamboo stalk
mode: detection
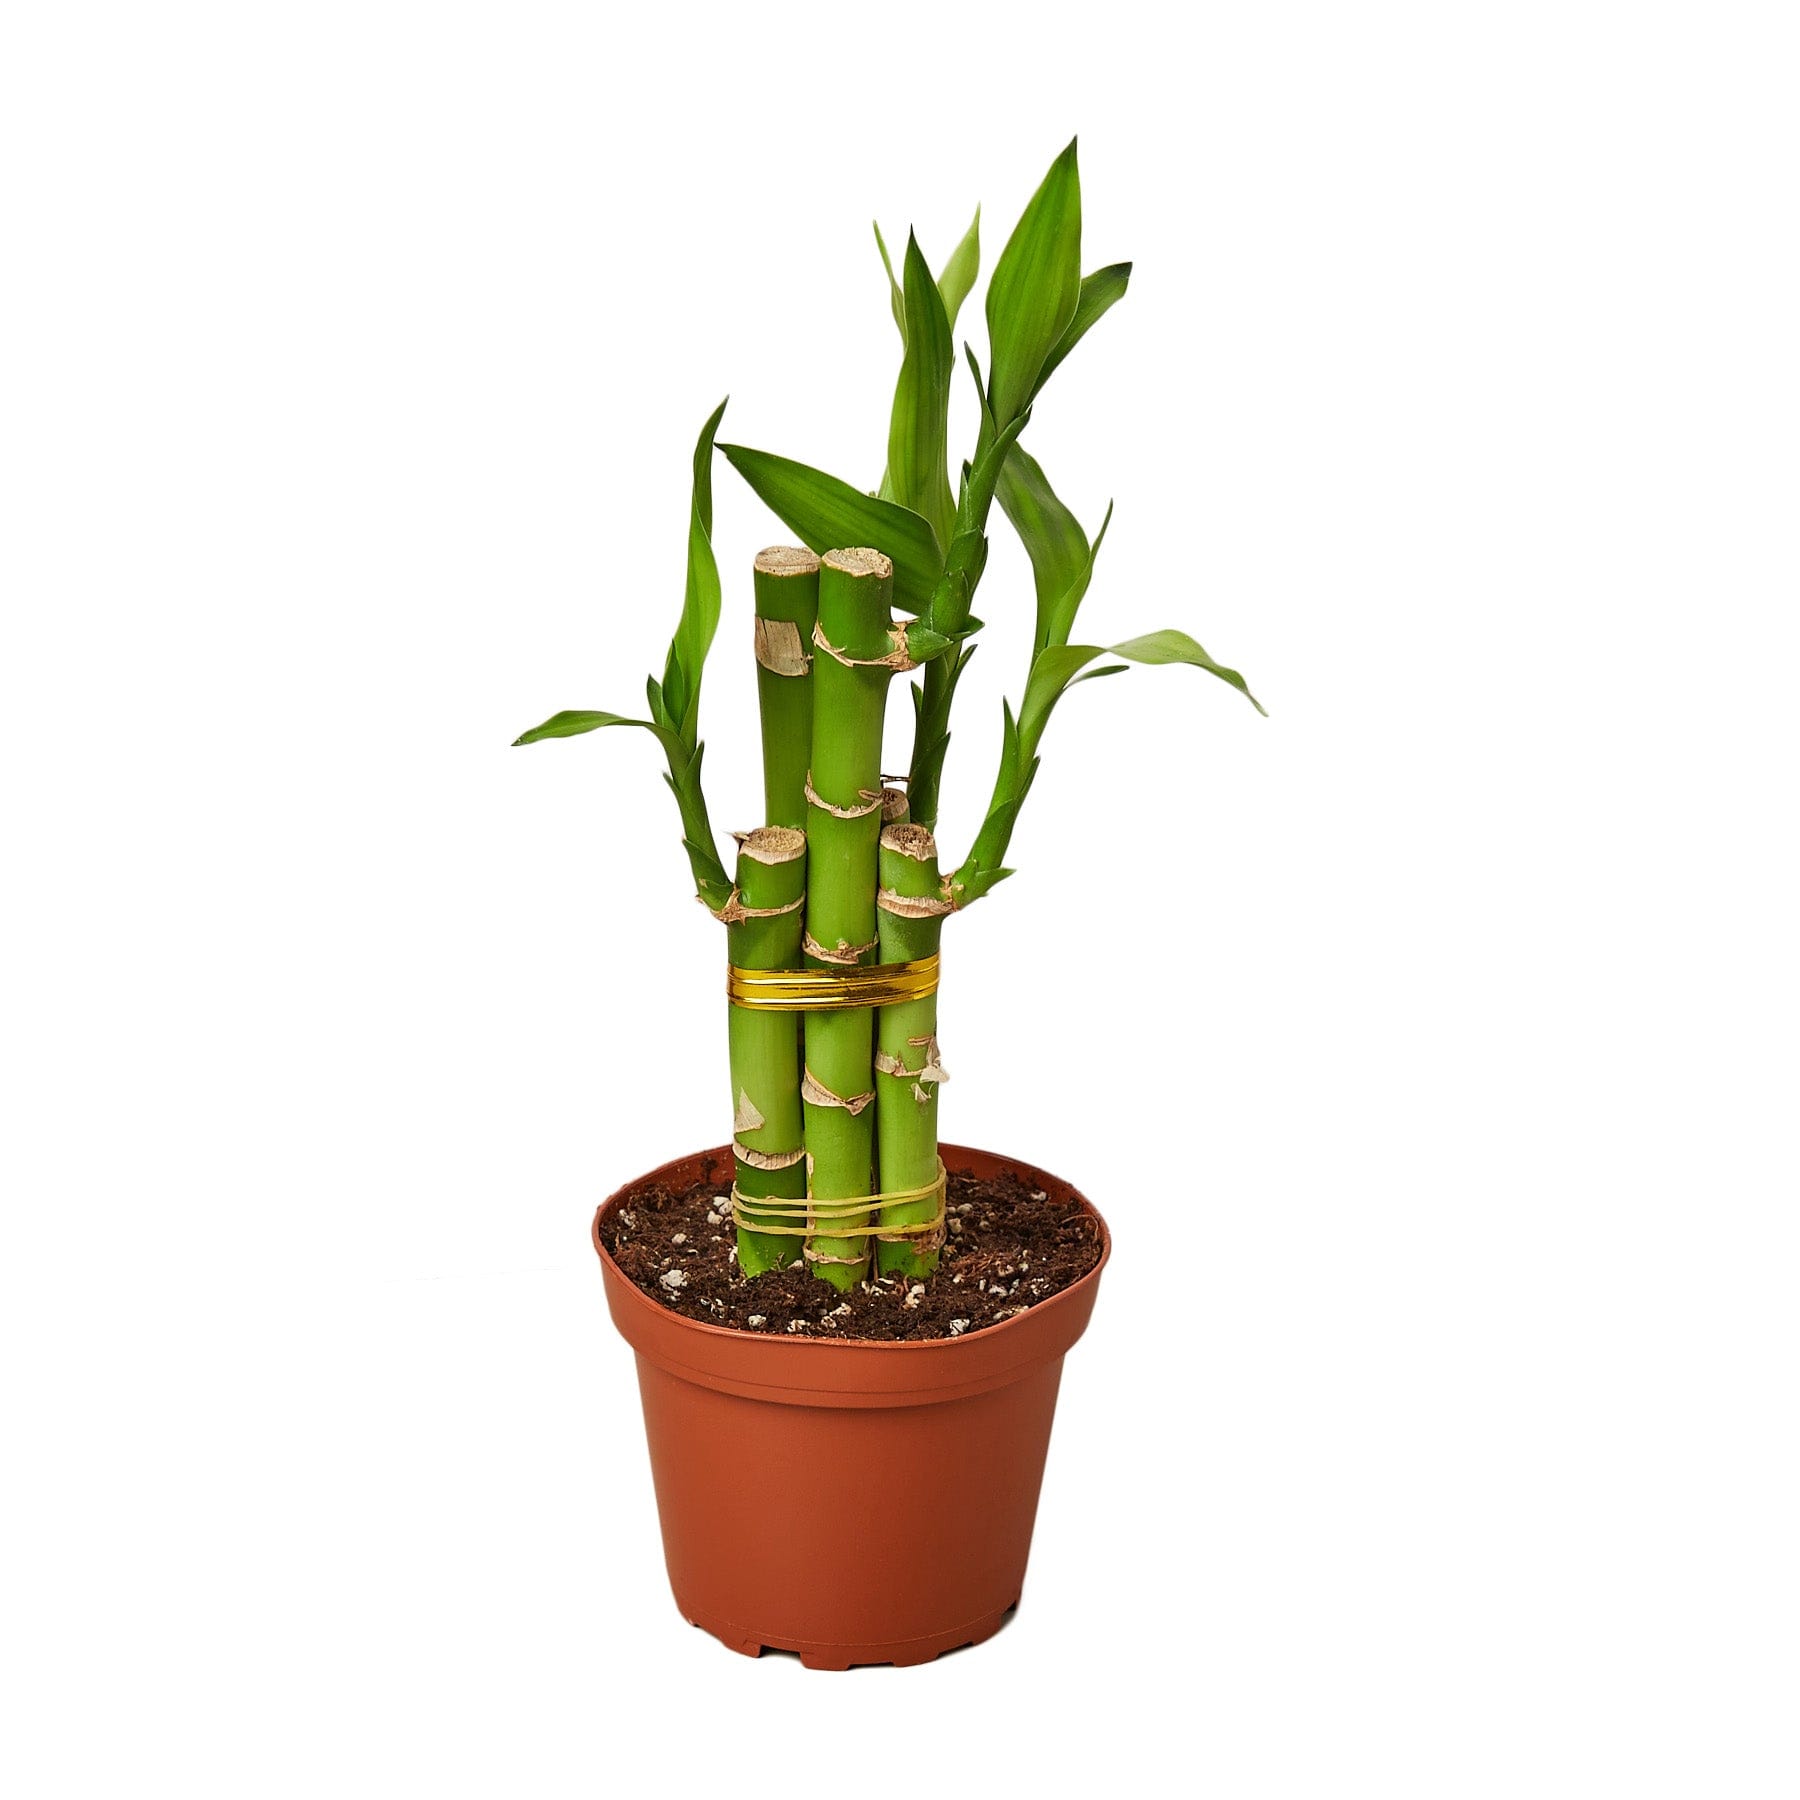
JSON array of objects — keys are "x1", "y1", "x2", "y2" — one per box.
[
  {"x1": 752, "y1": 547, "x2": 820, "y2": 831},
  {"x1": 726, "y1": 827, "x2": 808, "y2": 1275},
  {"x1": 802, "y1": 547, "x2": 896, "y2": 1289},
  {"x1": 874, "y1": 822, "x2": 950, "y2": 1277}
]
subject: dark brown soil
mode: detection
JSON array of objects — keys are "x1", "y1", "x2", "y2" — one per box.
[{"x1": 600, "y1": 1166, "x2": 1103, "y2": 1341}]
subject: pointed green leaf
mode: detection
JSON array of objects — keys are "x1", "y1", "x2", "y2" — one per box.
[
  {"x1": 1016, "y1": 642, "x2": 1110, "y2": 759},
  {"x1": 873, "y1": 221, "x2": 906, "y2": 344},
  {"x1": 885, "y1": 232, "x2": 956, "y2": 553},
  {"x1": 945, "y1": 640, "x2": 978, "y2": 705},
  {"x1": 1019, "y1": 626, "x2": 1264, "y2": 763},
  {"x1": 936, "y1": 206, "x2": 981, "y2": 333},
  {"x1": 658, "y1": 398, "x2": 727, "y2": 749},
  {"x1": 985, "y1": 139, "x2": 1083, "y2": 426},
  {"x1": 1041, "y1": 500, "x2": 1111, "y2": 654},
  {"x1": 961, "y1": 796, "x2": 1025, "y2": 885},
  {"x1": 1106, "y1": 628, "x2": 1266, "y2": 714},
  {"x1": 908, "y1": 730, "x2": 953, "y2": 818},
  {"x1": 720, "y1": 443, "x2": 943, "y2": 613},
  {"x1": 996, "y1": 444, "x2": 1089, "y2": 653},
  {"x1": 957, "y1": 866, "x2": 1015, "y2": 903},
  {"x1": 663, "y1": 740, "x2": 734, "y2": 912},
  {"x1": 903, "y1": 619, "x2": 959, "y2": 665},
  {"x1": 952, "y1": 624, "x2": 1263, "y2": 907},
  {"x1": 963, "y1": 343, "x2": 996, "y2": 438},
  {"x1": 512, "y1": 709, "x2": 684, "y2": 761},
  {"x1": 1032, "y1": 262, "x2": 1132, "y2": 399},
  {"x1": 957, "y1": 405, "x2": 1028, "y2": 538}
]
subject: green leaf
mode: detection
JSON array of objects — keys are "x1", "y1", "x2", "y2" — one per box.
[
  {"x1": 961, "y1": 795, "x2": 1025, "y2": 888},
  {"x1": 1105, "y1": 628, "x2": 1266, "y2": 714},
  {"x1": 873, "y1": 221, "x2": 906, "y2": 344},
  {"x1": 963, "y1": 343, "x2": 997, "y2": 443},
  {"x1": 512, "y1": 709, "x2": 685, "y2": 761},
  {"x1": 985, "y1": 139, "x2": 1083, "y2": 426},
  {"x1": 1019, "y1": 627, "x2": 1265, "y2": 764},
  {"x1": 995, "y1": 444, "x2": 1102, "y2": 654},
  {"x1": 957, "y1": 403, "x2": 1028, "y2": 538},
  {"x1": 663, "y1": 740, "x2": 734, "y2": 913},
  {"x1": 1047, "y1": 502, "x2": 1111, "y2": 653},
  {"x1": 903, "y1": 619, "x2": 959, "y2": 665},
  {"x1": 719, "y1": 443, "x2": 943, "y2": 613},
  {"x1": 908, "y1": 729, "x2": 953, "y2": 820},
  {"x1": 512, "y1": 712, "x2": 732, "y2": 915},
  {"x1": 512, "y1": 709, "x2": 737, "y2": 907},
  {"x1": 1065, "y1": 661, "x2": 1129, "y2": 692},
  {"x1": 1032, "y1": 262, "x2": 1132, "y2": 399},
  {"x1": 936, "y1": 206, "x2": 981, "y2": 333},
  {"x1": 957, "y1": 866, "x2": 1015, "y2": 904},
  {"x1": 951, "y1": 625, "x2": 1263, "y2": 906},
  {"x1": 658, "y1": 398, "x2": 728, "y2": 749},
  {"x1": 885, "y1": 232, "x2": 956, "y2": 553},
  {"x1": 1016, "y1": 642, "x2": 1110, "y2": 761}
]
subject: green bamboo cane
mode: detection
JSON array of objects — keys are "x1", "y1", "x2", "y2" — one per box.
[
  {"x1": 725, "y1": 826, "x2": 808, "y2": 1276},
  {"x1": 752, "y1": 546, "x2": 820, "y2": 831},
  {"x1": 874, "y1": 822, "x2": 952, "y2": 1278},
  {"x1": 801, "y1": 547, "x2": 903, "y2": 1289}
]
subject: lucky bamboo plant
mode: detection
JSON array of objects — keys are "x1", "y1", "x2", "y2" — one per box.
[{"x1": 517, "y1": 141, "x2": 1263, "y2": 1290}]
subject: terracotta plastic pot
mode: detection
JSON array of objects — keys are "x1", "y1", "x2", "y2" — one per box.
[{"x1": 592, "y1": 1140, "x2": 1110, "y2": 1669}]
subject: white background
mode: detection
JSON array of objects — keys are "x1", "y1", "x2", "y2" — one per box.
[{"x1": 4, "y1": 3, "x2": 1796, "y2": 1794}]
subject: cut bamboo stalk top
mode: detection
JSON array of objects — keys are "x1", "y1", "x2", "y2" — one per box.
[
  {"x1": 737, "y1": 824, "x2": 806, "y2": 865},
  {"x1": 881, "y1": 786, "x2": 910, "y2": 825},
  {"x1": 881, "y1": 821, "x2": 936, "y2": 861},
  {"x1": 822, "y1": 546, "x2": 893, "y2": 580},
  {"x1": 754, "y1": 545, "x2": 821, "y2": 578}
]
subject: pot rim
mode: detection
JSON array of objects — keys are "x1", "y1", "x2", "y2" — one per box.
[{"x1": 592, "y1": 1138, "x2": 1110, "y2": 1357}]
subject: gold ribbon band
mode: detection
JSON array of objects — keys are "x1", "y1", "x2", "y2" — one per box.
[
  {"x1": 726, "y1": 952, "x2": 939, "y2": 1012},
  {"x1": 730, "y1": 1159, "x2": 947, "y2": 1246}
]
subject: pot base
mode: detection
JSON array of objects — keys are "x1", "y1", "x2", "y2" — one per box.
[{"x1": 677, "y1": 1595, "x2": 1020, "y2": 1670}]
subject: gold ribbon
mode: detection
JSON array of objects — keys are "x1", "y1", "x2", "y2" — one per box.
[
  {"x1": 726, "y1": 952, "x2": 939, "y2": 1012},
  {"x1": 730, "y1": 1159, "x2": 947, "y2": 1247}
]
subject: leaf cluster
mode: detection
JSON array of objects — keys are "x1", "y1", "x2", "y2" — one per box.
[
  {"x1": 513, "y1": 402, "x2": 735, "y2": 914},
  {"x1": 515, "y1": 140, "x2": 1264, "y2": 917}
]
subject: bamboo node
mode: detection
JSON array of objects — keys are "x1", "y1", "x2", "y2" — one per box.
[
  {"x1": 801, "y1": 1067, "x2": 875, "y2": 1116},
  {"x1": 710, "y1": 886, "x2": 806, "y2": 925},
  {"x1": 811, "y1": 620, "x2": 917, "y2": 673},
  {"x1": 875, "y1": 1038, "x2": 947, "y2": 1086},
  {"x1": 876, "y1": 885, "x2": 954, "y2": 919},
  {"x1": 733, "y1": 1140, "x2": 806, "y2": 1171},
  {"x1": 803, "y1": 770, "x2": 884, "y2": 819},
  {"x1": 801, "y1": 928, "x2": 879, "y2": 965}
]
